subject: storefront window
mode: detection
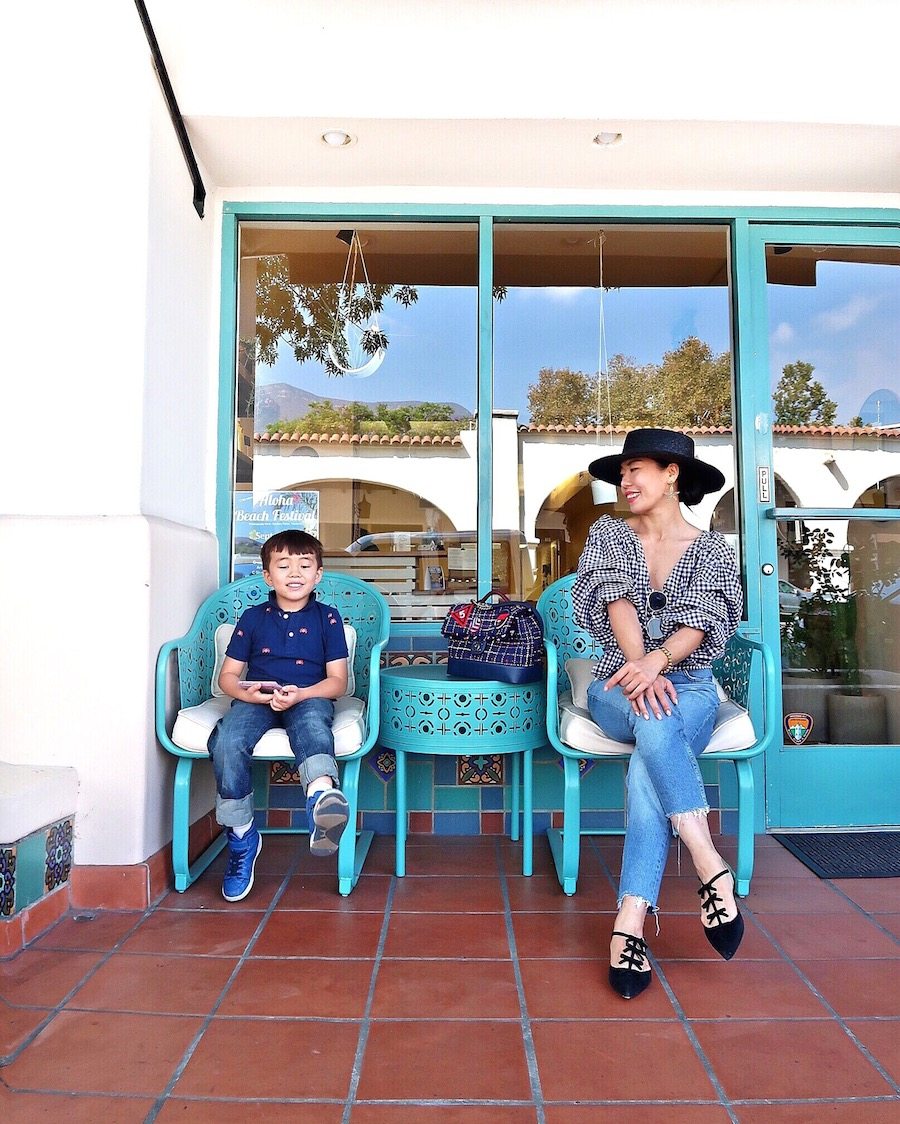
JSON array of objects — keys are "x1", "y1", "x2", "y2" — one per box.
[
  {"x1": 493, "y1": 224, "x2": 738, "y2": 588},
  {"x1": 232, "y1": 221, "x2": 484, "y2": 620}
]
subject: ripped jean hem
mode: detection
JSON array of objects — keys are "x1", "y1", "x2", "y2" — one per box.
[
  {"x1": 670, "y1": 806, "x2": 710, "y2": 835},
  {"x1": 616, "y1": 892, "x2": 658, "y2": 914}
]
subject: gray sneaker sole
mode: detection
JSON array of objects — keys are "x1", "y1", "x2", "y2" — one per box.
[{"x1": 310, "y1": 792, "x2": 350, "y2": 857}]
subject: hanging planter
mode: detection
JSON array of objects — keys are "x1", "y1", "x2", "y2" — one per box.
[{"x1": 326, "y1": 230, "x2": 387, "y2": 378}]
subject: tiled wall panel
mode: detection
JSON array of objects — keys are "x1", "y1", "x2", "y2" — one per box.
[{"x1": 249, "y1": 642, "x2": 733, "y2": 838}]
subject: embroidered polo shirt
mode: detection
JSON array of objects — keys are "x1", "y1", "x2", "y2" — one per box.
[{"x1": 225, "y1": 591, "x2": 349, "y2": 688}]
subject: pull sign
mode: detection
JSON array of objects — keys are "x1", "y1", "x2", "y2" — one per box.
[{"x1": 757, "y1": 466, "x2": 771, "y2": 504}]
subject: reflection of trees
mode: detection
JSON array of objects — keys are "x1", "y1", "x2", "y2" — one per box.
[
  {"x1": 254, "y1": 256, "x2": 418, "y2": 376},
  {"x1": 526, "y1": 337, "x2": 732, "y2": 427},
  {"x1": 268, "y1": 400, "x2": 461, "y2": 438},
  {"x1": 527, "y1": 368, "x2": 597, "y2": 426},
  {"x1": 773, "y1": 361, "x2": 837, "y2": 425}
]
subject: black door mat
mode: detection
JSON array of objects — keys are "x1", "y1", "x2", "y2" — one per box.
[{"x1": 774, "y1": 832, "x2": 900, "y2": 879}]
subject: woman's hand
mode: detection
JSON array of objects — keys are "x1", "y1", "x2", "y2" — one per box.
[
  {"x1": 606, "y1": 654, "x2": 679, "y2": 719},
  {"x1": 633, "y1": 676, "x2": 679, "y2": 720}
]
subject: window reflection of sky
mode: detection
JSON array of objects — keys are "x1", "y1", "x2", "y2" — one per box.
[
  {"x1": 258, "y1": 284, "x2": 731, "y2": 420},
  {"x1": 769, "y1": 261, "x2": 899, "y2": 424},
  {"x1": 255, "y1": 260, "x2": 897, "y2": 428}
]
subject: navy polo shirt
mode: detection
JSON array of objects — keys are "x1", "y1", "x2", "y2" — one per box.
[{"x1": 225, "y1": 591, "x2": 349, "y2": 688}]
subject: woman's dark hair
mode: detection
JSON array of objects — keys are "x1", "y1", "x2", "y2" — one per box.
[{"x1": 649, "y1": 457, "x2": 704, "y2": 508}]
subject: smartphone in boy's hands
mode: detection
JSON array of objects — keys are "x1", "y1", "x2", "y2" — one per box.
[{"x1": 238, "y1": 680, "x2": 281, "y2": 694}]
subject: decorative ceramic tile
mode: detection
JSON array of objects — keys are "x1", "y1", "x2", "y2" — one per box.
[
  {"x1": 44, "y1": 819, "x2": 73, "y2": 893},
  {"x1": 385, "y1": 653, "x2": 441, "y2": 667},
  {"x1": 370, "y1": 749, "x2": 396, "y2": 784},
  {"x1": 0, "y1": 846, "x2": 15, "y2": 916},
  {"x1": 555, "y1": 754, "x2": 596, "y2": 778},
  {"x1": 16, "y1": 830, "x2": 50, "y2": 910},
  {"x1": 457, "y1": 754, "x2": 504, "y2": 785},
  {"x1": 270, "y1": 762, "x2": 302, "y2": 784}
]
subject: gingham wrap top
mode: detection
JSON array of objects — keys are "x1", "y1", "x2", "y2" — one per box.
[{"x1": 571, "y1": 516, "x2": 743, "y2": 681}]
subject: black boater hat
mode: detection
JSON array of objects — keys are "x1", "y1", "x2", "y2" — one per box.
[{"x1": 588, "y1": 427, "x2": 725, "y2": 496}]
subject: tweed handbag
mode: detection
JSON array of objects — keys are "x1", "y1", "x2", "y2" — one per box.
[{"x1": 441, "y1": 591, "x2": 544, "y2": 684}]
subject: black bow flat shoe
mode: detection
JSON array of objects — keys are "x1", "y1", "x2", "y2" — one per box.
[
  {"x1": 698, "y1": 868, "x2": 744, "y2": 960},
  {"x1": 609, "y1": 930, "x2": 652, "y2": 999}
]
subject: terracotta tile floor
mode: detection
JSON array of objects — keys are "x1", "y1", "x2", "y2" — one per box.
[{"x1": 2, "y1": 833, "x2": 899, "y2": 1122}]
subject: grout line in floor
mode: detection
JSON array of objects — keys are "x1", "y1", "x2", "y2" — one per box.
[
  {"x1": 340, "y1": 874, "x2": 397, "y2": 1124},
  {"x1": 144, "y1": 840, "x2": 305, "y2": 1121},
  {"x1": 499, "y1": 836, "x2": 547, "y2": 1124}
]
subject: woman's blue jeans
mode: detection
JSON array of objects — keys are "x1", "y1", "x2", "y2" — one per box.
[
  {"x1": 207, "y1": 697, "x2": 338, "y2": 827},
  {"x1": 586, "y1": 669, "x2": 719, "y2": 912}
]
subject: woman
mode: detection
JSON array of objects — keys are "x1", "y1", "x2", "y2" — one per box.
[{"x1": 572, "y1": 428, "x2": 744, "y2": 999}]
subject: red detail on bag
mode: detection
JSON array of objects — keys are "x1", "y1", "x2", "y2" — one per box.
[{"x1": 450, "y1": 604, "x2": 474, "y2": 628}]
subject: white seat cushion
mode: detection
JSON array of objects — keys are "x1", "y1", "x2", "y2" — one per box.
[
  {"x1": 557, "y1": 690, "x2": 756, "y2": 757},
  {"x1": 171, "y1": 694, "x2": 366, "y2": 758},
  {"x1": 211, "y1": 622, "x2": 357, "y2": 697}
]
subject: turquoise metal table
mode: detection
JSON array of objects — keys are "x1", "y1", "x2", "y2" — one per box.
[{"x1": 379, "y1": 664, "x2": 546, "y2": 877}]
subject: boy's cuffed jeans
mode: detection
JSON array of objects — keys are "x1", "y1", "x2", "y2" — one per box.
[
  {"x1": 586, "y1": 669, "x2": 719, "y2": 912},
  {"x1": 207, "y1": 697, "x2": 338, "y2": 827}
]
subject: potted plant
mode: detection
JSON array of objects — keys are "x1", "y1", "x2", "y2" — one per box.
[{"x1": 779, "y1": 527, "x2": 888, "y2": 744}]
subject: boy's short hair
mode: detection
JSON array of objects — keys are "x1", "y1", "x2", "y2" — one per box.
[{"x1": 261, "y1": 530, "x2": 324, "y2": 570}]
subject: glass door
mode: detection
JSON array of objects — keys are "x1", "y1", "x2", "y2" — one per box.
[{"x1": 745, "y1": 225, "x2": 900, "y2": 828}]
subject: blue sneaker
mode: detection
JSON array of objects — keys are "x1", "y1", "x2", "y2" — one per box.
[
  {"x1": 222, "y1": 825, "x2": 262, "y2": 901},
  {"x1": 306, "y1": 788, "x2": 350, "y2": 857}
]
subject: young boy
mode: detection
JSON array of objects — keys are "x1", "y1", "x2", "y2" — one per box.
[{"x1": 208, "y1": 529, "x2": 351, "y2": 901}]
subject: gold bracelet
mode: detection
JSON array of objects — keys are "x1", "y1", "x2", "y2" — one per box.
[{"x1": 658, "y1": 646, "x2": 674, "y2": 674}]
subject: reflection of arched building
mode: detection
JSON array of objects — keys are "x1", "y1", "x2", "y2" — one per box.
[
  {"x1": 710, "y1": 488, "x2": 737, "y2": 547},
  {"x1": 250, "y1": 420, "x2": 900, "y2": 618}
]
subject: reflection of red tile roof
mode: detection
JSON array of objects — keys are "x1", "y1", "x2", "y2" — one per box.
[
  {"x1": 257, "y1": 423, "x2": 900, "y2": 444},
  {"x1": 520, "y1": 423, "x2": 900, "y2": 438},
  {"x1": 771, "y1": 424, "x2": 900, "y2": 437},
  {"x1": 257, "y1": 431, "x2": 463, "y2": 446},
  {"x1": 522, "y1": 424, "x2": 733, "y2": 435}
]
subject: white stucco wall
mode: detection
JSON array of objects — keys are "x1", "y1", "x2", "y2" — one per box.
[{"x1": 1, "y1": 3, "x2": 219, "y2": 866}]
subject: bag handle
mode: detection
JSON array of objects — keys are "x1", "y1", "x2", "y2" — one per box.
[{"x1": 475, "y1": 590, "x2": 510, "y2": 605}]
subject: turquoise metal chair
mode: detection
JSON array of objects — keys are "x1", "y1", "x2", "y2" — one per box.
[
  {"x1": 155, "y1": 572, "x2": 390, "y2": 896},
  {"x1": 537, "y1": 573, "x2": 778, "y2": 896}
]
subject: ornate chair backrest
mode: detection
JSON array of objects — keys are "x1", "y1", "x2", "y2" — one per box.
[
  {"x1": 536, "y1": 575, "x2": 604, "y2": 698},
  {"x1": 174, "y1": 572, "x2": 389, "y2": 709}
]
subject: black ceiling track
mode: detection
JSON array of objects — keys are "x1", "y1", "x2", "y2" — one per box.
[{"x1": 134, "y1": 0, "x2": 206, "y2": 218}]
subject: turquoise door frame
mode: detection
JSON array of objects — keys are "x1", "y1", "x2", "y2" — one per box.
[{"x1": 736, "y1": 221, "x2": 900, "y2": 830}]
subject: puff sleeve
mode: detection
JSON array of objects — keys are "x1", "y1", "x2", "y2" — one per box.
[
  {"x1": 661, "y1": 534, "x2": 743, "y2": 658},
  {"x1": 571, "y1": 517, "x2": 638, "y2": 639}
]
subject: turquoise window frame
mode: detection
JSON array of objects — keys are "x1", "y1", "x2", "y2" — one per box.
[{"x1": 216, "y1": 203, "x2": 898, "y2": 634}]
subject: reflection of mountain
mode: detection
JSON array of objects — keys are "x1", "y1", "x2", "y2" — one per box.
[
  {"x1": 859, "y1": 388, "x2": 900, "y2": 427},
  {"x1": 254, "y1": 383, "x2": 472, "y2": 431}
]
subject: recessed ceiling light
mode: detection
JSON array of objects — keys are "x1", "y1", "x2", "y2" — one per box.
[
  {"x1": 592, "y1": 131, "x2": 623, "y2": 147},
  {"x1": 321, "y1": 129, "x2": 355, "y2": 147}
]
